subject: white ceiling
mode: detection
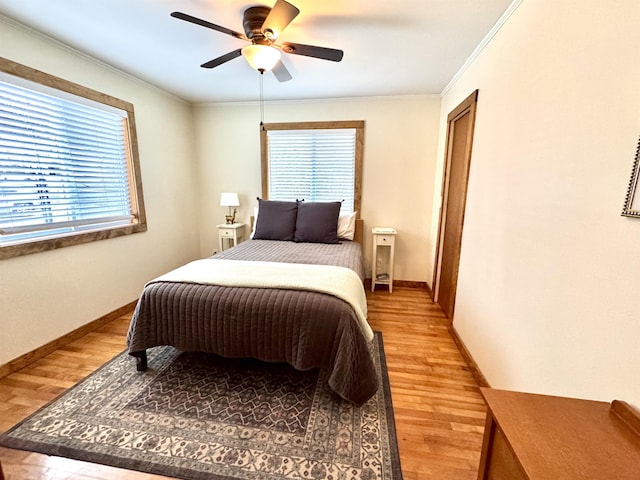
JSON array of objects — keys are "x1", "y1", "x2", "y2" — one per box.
[{"x1": 0, "y1": 0, "x2": 513, "y2": 104}]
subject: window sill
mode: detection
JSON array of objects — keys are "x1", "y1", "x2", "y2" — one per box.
[{"x1": 0, "y1": 222, "x2": 147, "y2": 260}]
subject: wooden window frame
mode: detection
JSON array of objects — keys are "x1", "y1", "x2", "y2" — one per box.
[
  {"x1": 260, "y1": 121, "x2": 364, "y2": 217},
  {"x1": 0, "y1": 57, "x2": 146, "y2": 260}
]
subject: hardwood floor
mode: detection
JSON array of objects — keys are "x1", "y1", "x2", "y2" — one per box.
[
  {"x1": 368, "y1": 288, "x2": 486, "y2": 479},
  {"x1": 0, "y1": 287, "x2": 485, "y2": 479}
]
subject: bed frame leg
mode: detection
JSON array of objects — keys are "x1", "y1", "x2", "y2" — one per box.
[{"x1": 133, "y1": 351, "x2": 147, "y2": 371}]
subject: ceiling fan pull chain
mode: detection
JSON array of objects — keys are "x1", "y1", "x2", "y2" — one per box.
[{"x1": 259, "y1": 70, "x2": 265, "y2": 131}]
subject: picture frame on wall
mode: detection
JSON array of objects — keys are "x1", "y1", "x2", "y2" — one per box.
[{"x1": 622, "y1": 135, "x2": 640, "y2": 217}]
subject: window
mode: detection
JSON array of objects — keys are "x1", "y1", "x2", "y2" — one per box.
[
  {"x1": 260, "y1": 121, "x2": 364, "y2": 215},
  {"x1": 0, "y1": 57, "x2": 146, "y2": 259}
]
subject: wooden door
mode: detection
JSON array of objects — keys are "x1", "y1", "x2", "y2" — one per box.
[{"x1": 433, "y1": 91, "x2": 478, "y2": 320}]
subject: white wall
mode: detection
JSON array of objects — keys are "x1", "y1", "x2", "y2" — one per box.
[
  {"x1": 0, "y1": 18, "x2": 201, "y2": 365},
  {"x1": 194, "y1": 96, "x2": 441, "y2": 282},
  {"x1": 437, "y1": 0, "x2": 640, "y2": 404}
]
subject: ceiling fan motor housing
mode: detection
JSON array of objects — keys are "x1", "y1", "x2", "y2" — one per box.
[{"x1": 243, "y1": 6, "x2": 271, "y2": 40}]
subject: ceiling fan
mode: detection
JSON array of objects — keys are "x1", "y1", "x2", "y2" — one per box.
[{"x1": 171, "y1": 0, "x2": 344, "y2": 82}]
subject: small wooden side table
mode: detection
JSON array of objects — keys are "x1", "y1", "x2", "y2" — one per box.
[
  {"x1": 371, "y1": 227, "x2": 397, "y2": 293},
  {"x1": 477, "y1": 387, "x2": 640, "y2": 479},
  {"x1": 217, "y1": 223, "x2": 244, "y2": 252}
]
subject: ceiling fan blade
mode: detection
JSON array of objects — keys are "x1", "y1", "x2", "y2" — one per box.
[
  {"x1": 272, "y1": 60, "x2": 293, "y2": 82},
  {"x1": 201, "y1": 49, "x2": 243, "y2": 69},
  {"x1": 261, "y1": 0, "x2": 300, "y2": 39},
  {"x1": 171, "y1": 11, "x2": 247, "y2": 41},
  {"x1": 281, "y1": 42, "x2": 344, "y2": 62}
]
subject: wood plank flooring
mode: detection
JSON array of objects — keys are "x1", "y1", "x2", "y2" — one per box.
[{"x1": 0, "y1": 287, "x2": 486, "y2": 479}]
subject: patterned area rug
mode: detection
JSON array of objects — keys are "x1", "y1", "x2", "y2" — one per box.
[{"x1": 0, "y1": 333, "x2": 401, "y2": 480}]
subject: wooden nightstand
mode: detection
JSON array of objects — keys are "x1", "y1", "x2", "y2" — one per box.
[
  {"x1": 371, "y1": 227, "x2": 397, "y2": 293},
  {"x1": 217, "y1": 223, "x2": 244, "y2": 252}
]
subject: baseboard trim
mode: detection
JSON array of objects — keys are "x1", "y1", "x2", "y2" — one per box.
[
  {"x1": 0, "y1": 300, "x2": 137, "y2": 379},
  {"x1": 395, "y1": 280, "x2": 430, "y2": 291},
  {"x1": 449, "y1": 324, "x2": 490, "y2": 388},
  {"x1": 365, "y1": 278, "x2": 430, "y2": 291}
]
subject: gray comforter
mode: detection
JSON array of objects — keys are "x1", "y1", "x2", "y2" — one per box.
[{"x1": 126, "y1": 240, "x2": 377, "y2": 405}]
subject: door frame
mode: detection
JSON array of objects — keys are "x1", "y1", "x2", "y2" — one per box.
[{"x1": 432, "y1": 90, "x2": 478, "y2": 319}]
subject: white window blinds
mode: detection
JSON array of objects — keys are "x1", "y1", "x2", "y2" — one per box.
[
  {"x1": 0, "y1": 78, "x2": 134, "y2": 245},
  {"x1": 267, "y1": 128, "x2": 356, "y2": 213}
]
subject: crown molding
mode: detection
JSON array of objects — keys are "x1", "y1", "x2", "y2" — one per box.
[
  {"x1": 441, "y1": 0, "x2": 525, "y2": 96},
  {"x1": 0, "y1": 14, "x2": 188, "y2": 105},
  {"x1": 195, "y1": 93, "x2": 441, "y2": 108}
]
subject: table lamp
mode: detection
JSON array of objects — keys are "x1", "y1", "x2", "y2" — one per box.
[{"x1": 220, "y1": 192, "x2": 240, "y2": 224}]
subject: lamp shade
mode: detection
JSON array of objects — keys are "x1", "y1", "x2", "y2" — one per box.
[
  {"x1": 220, "y1": 192, "x2": 240, "y2": 207},
  {"x1": 241, "y1": 44, "x2": 282, "y2": 72}
]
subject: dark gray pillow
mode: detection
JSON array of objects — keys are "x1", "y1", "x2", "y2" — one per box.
[
  {"x1": 253, "y1": 199, "x2": 298, "y2": 241},
  {"x1": 294, "y1": 201, "x2": 341, "y2": 244}
]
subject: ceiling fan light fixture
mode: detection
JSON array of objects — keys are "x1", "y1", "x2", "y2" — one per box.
[{"x1": 241, "y1": 44, "x2": 281, "y2": 72}]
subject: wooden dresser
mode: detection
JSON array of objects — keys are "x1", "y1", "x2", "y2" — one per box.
[{"x1": 477, "y1": 388, "x2": 640, "y2": 479}]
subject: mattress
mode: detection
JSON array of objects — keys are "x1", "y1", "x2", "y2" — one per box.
[{"x1": 126, "y1": 239, "x2": 377, "y2": 405}]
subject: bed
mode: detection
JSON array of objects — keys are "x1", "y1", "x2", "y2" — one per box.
[{"x1": 126, "y1": 200, "x2": 377, "y2": 405}]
